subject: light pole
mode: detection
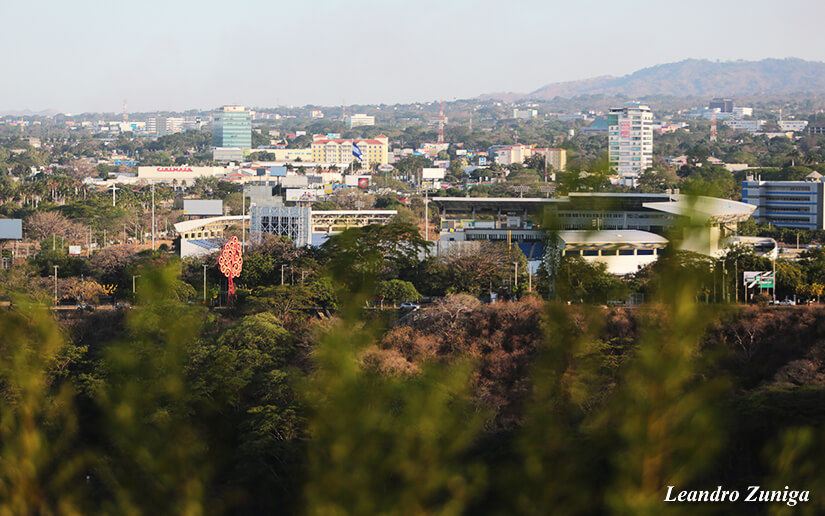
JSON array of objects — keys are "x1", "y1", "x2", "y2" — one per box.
[
  {"x1": 151, "y1": 183, "x2": 156, "y2": 250},
  {"x1": 514, "y1": 261, "x2": 519, "y2": 291},
  {"x1": 203, "y1": 264, "x2": 207, "y2": 304},
  {"x1": 424, "y1": 189, "x2": 429, "y2": 243},
  {"x1": 241, "y1": 187, "x2": 246, "y2": 250},
  {"x1": 53, "y1": 265, "x2": 59, "y2": 305}
]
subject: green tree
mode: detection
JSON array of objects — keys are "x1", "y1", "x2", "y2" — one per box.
[
  {"x1": 375, "y1": 279, "x2": 421, "y2": 304},
  {"x1": 554, "y1": 254, "x2": 626, "y2": 303}
]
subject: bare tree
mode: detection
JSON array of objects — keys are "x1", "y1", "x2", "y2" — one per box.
[{"x1": 25, "y1": 212, "x2": 86, "y2": 243}]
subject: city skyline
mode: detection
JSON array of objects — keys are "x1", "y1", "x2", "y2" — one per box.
[{"x1": 2, "y1": 0, "x2": 825, "y2": 113}]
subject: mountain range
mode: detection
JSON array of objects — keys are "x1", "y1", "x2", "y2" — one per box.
[
  {"x1": 483, "y1": 58, "x2": 825, "y2": 101},
  {"x1": 0, "y1": 108, "x2": 62, "y2": 117}
]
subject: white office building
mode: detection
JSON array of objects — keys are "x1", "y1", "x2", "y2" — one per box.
[
  {"x1": 724, "y1": 120, "x2": 766, "y2": 133},
  {"x1": 348, "y1": 114, "x2": 375, "y2": 128},
  {"x1": 608, "y1": 103, "x2": 653, "y2": 181},
  {"x1": 778, "y1": 120, "x2": 809, "y2": 132}
]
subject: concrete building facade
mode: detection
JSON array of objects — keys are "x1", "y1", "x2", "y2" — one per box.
[
  {"x1": 310, "y1": 134, "x2": 388, "y2": 168},
  {"x1": 741, "y1": 178, "x2": 824, "y2": 230},
  {"x1": 608, "y1": 103, "x2": 653, "y2": 180},
  {"x1": 348, "y1": 114, "x2": 375, "y2": 128}
]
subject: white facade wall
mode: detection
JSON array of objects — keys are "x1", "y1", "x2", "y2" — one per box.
[{"x1": 608, "y1": 105, "x2": 653, "y2": 178}]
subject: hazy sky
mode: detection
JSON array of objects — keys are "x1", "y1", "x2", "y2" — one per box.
[{"x1": 3, "y1": 0, "x2": 824, "y2": 113}]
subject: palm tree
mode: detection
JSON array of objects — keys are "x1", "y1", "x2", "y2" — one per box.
[{"x1": 787, "y1": 148, "x2": 802, "y2": 167}]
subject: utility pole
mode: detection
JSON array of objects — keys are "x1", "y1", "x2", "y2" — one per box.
[
  {"x1": 424, "y1": 189, "x2": 429, "y2": 243},
  {"x1": 241, "y1": 187, "x2": 246, "y2": 251},
  {"x1": 53, "y1": 265, "x2": 59, "y2": 305},
  {"x1": 151, "y1": 183, "x2": 156, "y2": 250},
  {"x1": 734, "y1": 259, "x2": 738, "y2": 303},
  {"x1": 772, "y1": 258, "x2": 776, "y2": 302},
  {"x1": 203, "y1": 264, "x2": 207, "y2": 304},
  {"x1": 514, "y1": 261, "x2": 518, "y2": 291},
  {"x1": 281, "y1": 264, "x2": 285, "y2": 285}
]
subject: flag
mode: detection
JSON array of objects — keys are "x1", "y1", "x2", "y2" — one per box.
[{"x1": 352, "y1": 142, "x2": 364, "y2": 162}]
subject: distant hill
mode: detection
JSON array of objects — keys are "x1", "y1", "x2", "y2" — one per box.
[
  {"x1": 486, "y1": 58, "x2": 825, "y2": 101},
  {"x1": 0, "y1": 108, "x2": 62, "y2": 117}
]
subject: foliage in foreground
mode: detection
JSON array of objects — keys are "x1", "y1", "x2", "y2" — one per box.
[{"x1": 2, "y1": 265, "x2": 825, "y2": 514}]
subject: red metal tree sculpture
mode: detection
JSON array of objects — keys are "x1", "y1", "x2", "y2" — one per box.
[{"x1": 218, "y1": 236, "x2": 243, "y2": 305}]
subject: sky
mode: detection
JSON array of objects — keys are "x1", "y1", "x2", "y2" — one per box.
[{"x1": 2, "y1": 0, "x2": 825, "y2": 114}]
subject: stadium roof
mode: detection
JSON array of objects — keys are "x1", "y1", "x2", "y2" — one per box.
[
  {"x1": 642, "y1": 195, "x2": 755, "y2": 224},
  {"x1": 556, "y1": 230, "x2": 668, "y2": 245},
  {"x1": 174, "y1": 215, "x2": 246, "y2": 234}
]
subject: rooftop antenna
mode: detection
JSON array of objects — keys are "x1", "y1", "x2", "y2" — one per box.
[{"x1": 437, "y1": 100, "x2": 445, "y2": 144}]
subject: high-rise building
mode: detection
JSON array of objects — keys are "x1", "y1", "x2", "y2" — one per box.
[
  {"x1": 147, "y1": 116, "x2": 185, "y2": 136},
  {"x1": 709, "y1": 98, "x2": 734, "y2": 113},
  {"x1": 212, "y1": 105, "x2": 252, "y2": 149},
  {"x1": 608, "y1": 103, "x2": 653, "y2": 179}
]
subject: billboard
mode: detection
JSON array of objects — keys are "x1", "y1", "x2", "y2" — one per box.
[
  {"x1": 422, "y1": 168, "x2": 446, "y2": 180},
  {"x1": 620, "y1": 121, "x2": 631, "y2": 138},
  {"x1": 183, "y1": 199, "x2": 223, "y2": 216},
  {"x1": 0, "y1": 219, "x2": 23, "y2": 240},
  {"x1": 744, "y1": 271, "x2": 774, "y2": 289},
  {"x1": 281, "y1": 176, "x2": 309, "y2": 188},
  {"x1": 345, "y1": 175, "x2": 370, "y2": 187},
  {"x1": 285, "y1": 188, "x2": 319, "y2": 202},
  {"x1": 68, "y1": 245, "x2": 82, "y2": 256}
]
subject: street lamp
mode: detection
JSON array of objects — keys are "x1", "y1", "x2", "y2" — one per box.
[
  {"x1": 53, "y1": 265, "x2": 59, "y2": 305},
  {"x1": 514, "y1": 261, "x2": 519, "y2": 290}
]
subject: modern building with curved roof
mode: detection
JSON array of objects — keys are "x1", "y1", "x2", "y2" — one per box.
[{"x1": 432, "y1": 192, "x2": 756, "y2": 274}]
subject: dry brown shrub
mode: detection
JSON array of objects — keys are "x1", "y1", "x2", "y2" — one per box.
[{"x1": 360, "y1": 345, "x2": 419, "y2": 375}]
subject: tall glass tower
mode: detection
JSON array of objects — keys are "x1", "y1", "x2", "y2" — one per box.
[{"x1": 212, "y1": 105, "x2": 252, "y2": 149}]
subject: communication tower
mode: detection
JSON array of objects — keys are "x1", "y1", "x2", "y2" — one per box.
[{"x1": 437, "y1": 100, "x2": 445, "y2": 144}]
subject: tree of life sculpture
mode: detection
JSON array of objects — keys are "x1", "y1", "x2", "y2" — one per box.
[{"x1": 218, "y1": 236, "x2": 243, "y2": 305}]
